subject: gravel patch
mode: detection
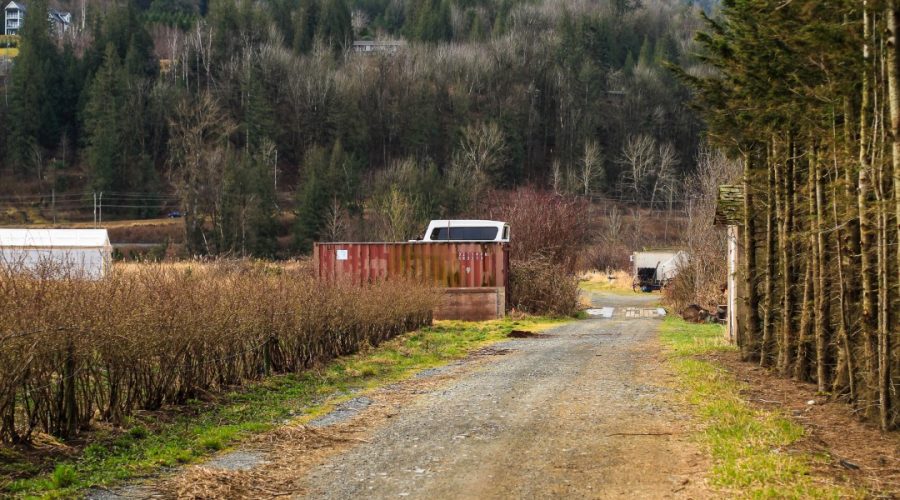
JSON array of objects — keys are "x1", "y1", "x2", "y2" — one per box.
[
  {"x1": 84, "y1": 485, "x2": 156, "y2": 500},
  {"x1": 308, "y1": 397, "x2": 373, "y2": 428}
]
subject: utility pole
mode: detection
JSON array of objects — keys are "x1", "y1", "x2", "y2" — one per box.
[
  {"x1": 98, "y1": 192, "x2": 103, "y2": 225},
  {"x1": 93, "y1": 192, "x2": 97, "y2": 227}
]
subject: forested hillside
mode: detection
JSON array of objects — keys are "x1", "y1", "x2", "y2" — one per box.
[{"x1": 0, "y1": 0, "x2": 714, "y2": 254}]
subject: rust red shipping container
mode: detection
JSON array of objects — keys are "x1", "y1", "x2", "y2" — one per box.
[{"x1": 313, "y1": 242, "x2": 510, "y2": 289}]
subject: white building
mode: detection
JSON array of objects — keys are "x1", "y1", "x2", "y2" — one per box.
[
  {"x1": 352, "y1": 40, "x2": 405, "y2": 54},
  {"x1": 3, "y1": 1, "x2": 24, "y2": 35},
  {"x1": 0, "y1": 228, "x2": 112, "y2": 280},
  {"x1": 4, "y1": 1, "x2": 72, "y2": 36}
]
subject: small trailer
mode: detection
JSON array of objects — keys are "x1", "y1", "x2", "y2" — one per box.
[{"x1": 631, "y1": 250, "x2": 687, "y2": 292}]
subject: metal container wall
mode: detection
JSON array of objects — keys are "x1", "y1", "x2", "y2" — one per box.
[{"x1": 314, "y1": 242, "x2": 509, "y2": 289}]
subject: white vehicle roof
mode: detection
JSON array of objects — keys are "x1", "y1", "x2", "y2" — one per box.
[
  {"x1": 427, "y1": 220, "x2": 506, "y2": 227},
  {"x1": 421, "y1": 220, "x2": 509, "y2": 242}
]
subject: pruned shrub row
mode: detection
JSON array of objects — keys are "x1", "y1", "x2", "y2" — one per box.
[{"x1": 0, "y1": 261, "x2": 438, "y2": 443}]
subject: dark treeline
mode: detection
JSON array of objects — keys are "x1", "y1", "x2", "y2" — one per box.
[
  {"x1": 0, "y1": 0, "x2": 712, "y2": 255},
  {"x1": 685, "y1": 0, "x2": 900, "y2": 429}
]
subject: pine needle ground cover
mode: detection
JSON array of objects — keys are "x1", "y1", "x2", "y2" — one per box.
[
  {"x1": 660, "y1": 317, "x2": 860, "y2": 498},
  {"x1": 2, "y1": 298, "x2": 568, "y2": 497}
]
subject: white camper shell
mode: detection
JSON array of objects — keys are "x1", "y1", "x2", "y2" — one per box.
[
  {"x1": 0, "y1": 228, "x2": 113, "y2": 280},
  {"x1": 419, "y1": 220, "x2": 510, "y2": 242}
]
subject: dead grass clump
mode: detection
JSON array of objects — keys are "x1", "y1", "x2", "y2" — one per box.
[
  {"x1": 662, "y1": 260, "x2": 725, "y2": 313},
  {"x1": 580, "y1": 269, "x2": 633, "y2": 292},
  {"x1": 0, "y1": 261, "x2": 438, "y2": 443}
]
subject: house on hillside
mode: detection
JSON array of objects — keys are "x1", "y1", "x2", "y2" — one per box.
[
  {"x1": 3, "y1": 1, "x2": 24, "y2": 35},
  {"x1": 48, "y1": 8, "x2": 71, "y2": 36},
  {"x1": 714, "y1": 184, "x2": 745, "y2": 344},
  {"x1": 3, "y1": 1, "x2": 72, "y2": 36},
  {"x1": 352, "y1": 40, "x2": 405, "y2": 54}
]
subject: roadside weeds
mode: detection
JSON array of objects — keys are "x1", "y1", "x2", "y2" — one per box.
[{"x1": 659, "y1": 316, "x2": 862, "y2": 498}]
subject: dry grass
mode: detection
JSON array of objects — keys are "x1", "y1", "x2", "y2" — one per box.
[
  {"x1": 0, "y1": 261, "x2": 438, "y2": 444},
  {"x1": 578, "y1": 269, "x2": 636, "y2": 294}
]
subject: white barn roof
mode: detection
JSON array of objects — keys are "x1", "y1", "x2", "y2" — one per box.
[{"x1": 0, "y1": 228, "x2": 111, "y2": 248}]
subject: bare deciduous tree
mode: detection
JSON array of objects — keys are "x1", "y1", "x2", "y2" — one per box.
[
  {"x1": 578, "y1": 141, "x2": 604, "y2": 195},
  {"x1": 619, "y1": 134, "x2": 656, "y2": 202},
  {"x1": 371, "y1": 186, "x2": 419, "y2": 242},
  {"x1": 453, "y1": 121, "x2": 508, "y2": 186},
  {"x1": 167, "y1": 93, "x2": 236, "y2": 254}
]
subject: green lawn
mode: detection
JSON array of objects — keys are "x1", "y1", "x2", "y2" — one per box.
[
  {"x1": 4, "y1": 316, "x2": 569, "y2": 498},
  {"x1": 659, "y1": 317, "x2": 860, "y2": 498}
]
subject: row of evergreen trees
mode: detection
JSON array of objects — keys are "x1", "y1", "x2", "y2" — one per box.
[{"x1": 686, "y1": 0, "x2": 900, "y2": 429}]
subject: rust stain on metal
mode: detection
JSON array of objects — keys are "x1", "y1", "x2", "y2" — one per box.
[{"x1": 314, "y1": 242, "x2": 509, "y2": 289}]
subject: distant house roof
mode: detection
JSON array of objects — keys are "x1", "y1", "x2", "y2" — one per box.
[
  {"x1": 49, "y1": 8, "x2": 71, "y2": 25},
  {"x1": 0, "y1": 229, "x2": 111, "y2": 249},
  {"x1": 3, "y1": 3, "x2": 72, "y2": 23},
  {"x1": 352, "y1": 40, "x2": 406, "y2": 53},
  {"x1": 352, "y1": 40, "x2": 405, "y2": 46},
  {"x1": 714, "y1": 185, "x2": 744, "y2": 226}
]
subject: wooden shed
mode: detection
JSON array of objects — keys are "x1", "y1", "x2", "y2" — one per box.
[{"x1": 715, "y1": 185, "x2": 745, "y2": 343}]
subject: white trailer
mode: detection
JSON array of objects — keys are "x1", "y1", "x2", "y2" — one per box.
[{"x1": 631, "y1": 250, "x2": 688, "y2": 292}]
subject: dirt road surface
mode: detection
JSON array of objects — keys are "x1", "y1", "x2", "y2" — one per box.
[
  {"x1": 296, "y1": 292, "x2": 708, "y2": 499},
  {"x1": 101, "y1": 292, "x2": 710, "y2": 499}
]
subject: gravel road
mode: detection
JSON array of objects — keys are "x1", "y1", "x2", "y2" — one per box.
[{"x1": 295, "y1": 291, "x2": 708, "y2": 499}]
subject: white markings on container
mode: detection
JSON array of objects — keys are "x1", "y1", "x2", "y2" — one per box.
[{"x1": 336, "y1": 249, "x2": 348, "y2": 260}]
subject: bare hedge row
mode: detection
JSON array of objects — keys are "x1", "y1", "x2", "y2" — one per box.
[{"x1": 0, "y1": 262, "x2": 438, "y2": 443}]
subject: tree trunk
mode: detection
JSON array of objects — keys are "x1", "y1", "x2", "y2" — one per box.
[
  {"x1": 860, "y1": 0, "x2": 878, "y2": 407},
  {"x1": 831, "y1": 173, "x2": 856, "y2": 403},
  {"x1": 814, "y1": 147, "x2": 831, "y2": 393},
  {"x1": 884, "y1": 0, "x2": 900, "y2": 430},
  {"x1": 761, "y1": 143, "x2": 777, "y2": 367},
  {"x1": 742, "y1": 152, "x2": 760, "y2": 360},
  {"x1": 778, "y1": 139, "x2": 795, "y2": 375},
  {"x1": 795, "y1": 242, "x2": 814, "y2": 381}
]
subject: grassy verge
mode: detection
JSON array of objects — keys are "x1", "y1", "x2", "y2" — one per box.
[
  {"x1": 659, "y1": 316, "x2": 859, "y2": 498},
  {"x1": 4, "y1": 316, "x2": 569, "y2": 498}
]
